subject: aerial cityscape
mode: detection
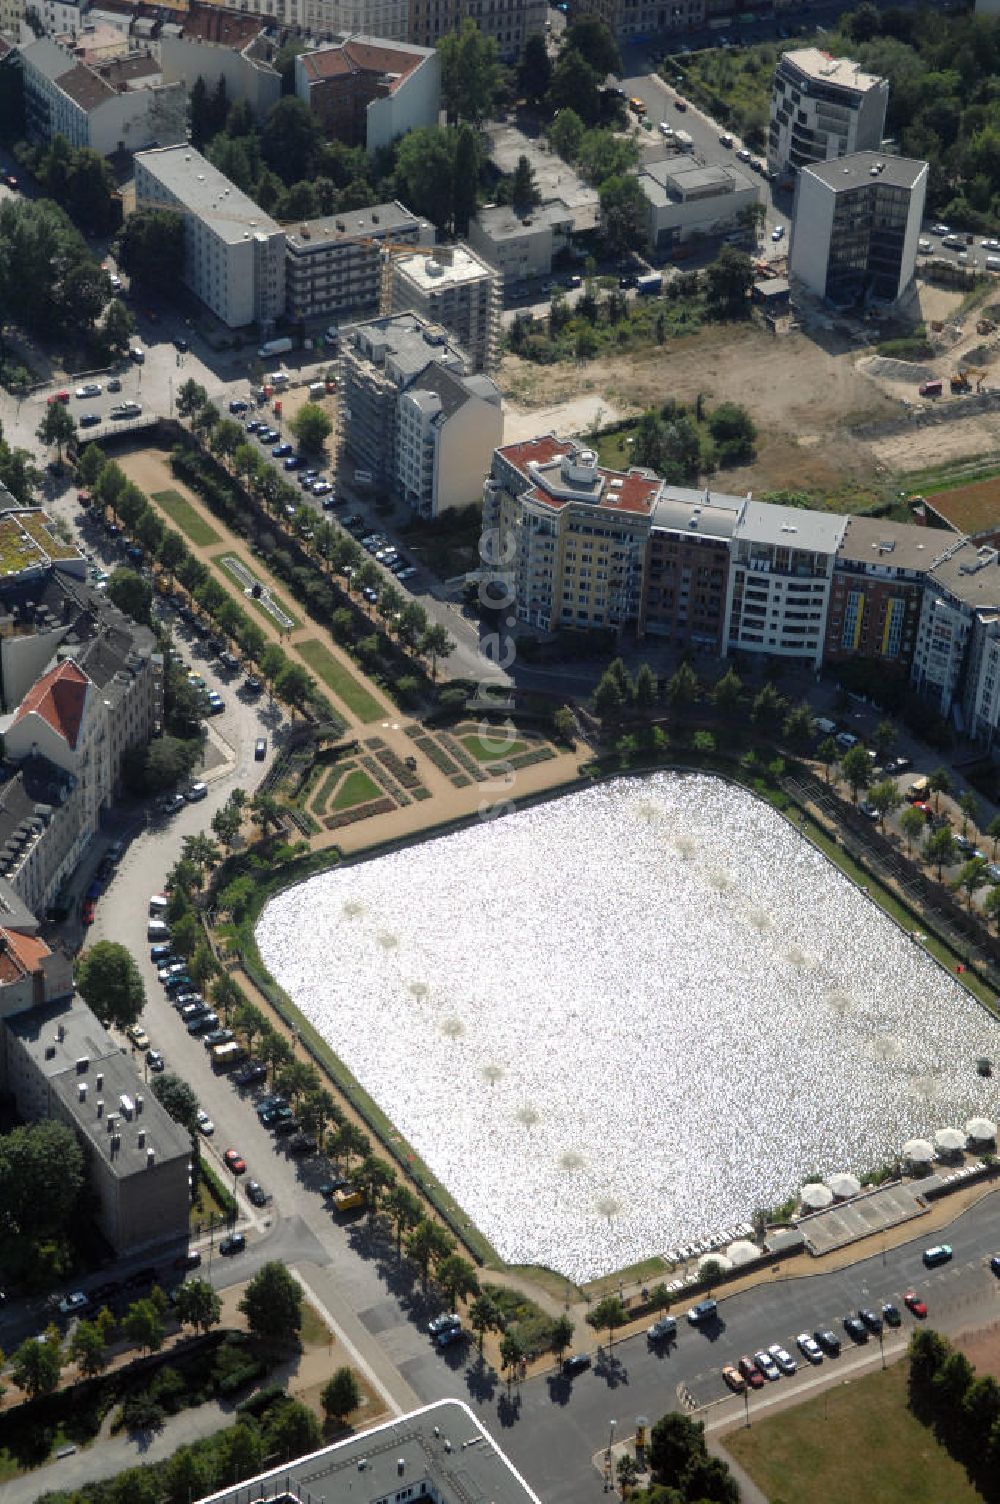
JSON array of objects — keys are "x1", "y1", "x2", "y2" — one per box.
[{"x1": 1, "y1": 1, "x2": 1000, "y2": 1502}]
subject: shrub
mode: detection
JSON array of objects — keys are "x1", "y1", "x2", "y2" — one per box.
[{"x1": 121, "y1": 1392, "x2": 166, "y2": 1433}]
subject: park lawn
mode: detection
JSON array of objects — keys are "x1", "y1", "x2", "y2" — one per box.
[
  {"x1": 296, "y1": 638, "x2": 383, "y2": 723},
  {"x1": 461, "y1": 733, "x2": 528, "y2": 763},
  {"x1": 299, "y1": 1301, "x2": 332, "y2": 1349},
  {"x1": 152, "y1": 490, "x2": 222, "y2": 548},
  {"x1": 724, "y1": 1360, "x2": 981, "y2": 1504},
  {"x1": 211, "y1": 557, "x2": 301, "y2": 631},
  {"x1": 332, "y1": 769, "x2": 380, "y2": 810}
]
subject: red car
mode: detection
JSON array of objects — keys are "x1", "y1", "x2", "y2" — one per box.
[
  {"x1": 912, "y1": 802, "x2": 934, "y2": 821},
  {"x1": 738, "y1": 1355, "x2": 764, "y2": 1389},
  {"x1": 904, "y1": 1291, "x2": 928, "y2": 1318},
  {"x1": 81, "y1": 898, "x2": 96, "y2": 925},
  {"x1": 223, "y1": 1149, "x2": 247, "y2": 1175},
  {"x1": 47, "y1": 390, "x2": 70, "y2": 405}
]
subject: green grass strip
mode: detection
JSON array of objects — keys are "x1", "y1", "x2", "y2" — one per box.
[
  {"x1": 333, "y1": 769, "x2": 380, "y2": 810},
  {"x1": 151, "y1": 489, "x2": 222, "y2": 548},
  {"x1": 297, "y1": 637, "x2": 384, "y2": 723}
]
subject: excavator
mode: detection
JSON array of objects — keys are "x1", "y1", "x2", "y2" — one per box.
[{"x1": 950, "y1": 366, "x2": 987, "y2": 392}]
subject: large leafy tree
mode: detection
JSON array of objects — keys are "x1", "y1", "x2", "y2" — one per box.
[
  {"x1": 395, "y1": 127, "x2": 456, "y2": 231},
  {"x1": 562, "y1": 13, "x2": 621, "y2": 76},
  {"x1": 0, "y1": 1120, "x2": 85, "y2": 1243},
  {"x1": 547, "y1": 50, "x2": 601, "y2": 126},
  {"x1": 107, "y1": 566, "x2": 153, "y2": 626},
  {"x1": 239, "y1": 1262, "x2": 303, "y2": 1345},
  {"x1": 518, "y1": 32, "x2": 552, "y2": 105},
  {"x1": 289, "y1": 402, "x2": 332, "y2": 454},
  {"x1": 705, "y1": 246, "x2": 754, "y2": 319},
  {"x1": 36, "y1": 402, "x2": 76, "y2": 461},
  {"x1": 322, "y1": 1366, "x2": 361, "y2": 1423},
  {"x1": 438, "y1": 18, "x2": 502, "y2": 124},
  {"x1": 11, "y1": 1330, "x2": 62, "y2": 1398},
  {"x1": 115, "y1": 209, "x2": 185, "y2": 288},
  {"x1": 599, "y1": 174, "x2": 650, "y2": 258},
  {"x1": 151, "y1": 1073, "x2": 199, "y2": 1136},
  {"x1": 0, "y1": 197, "x2": 107, "y2": 339},
  {"x1": 175, "y1": 1279, "x2": 222, "y2": 1334},
  {"x1": 261, "y1": 97, "x2": 322, "y2": 184},
  {"x1": 74, "y1": 940, "x2": 146, "y2": 1031}
]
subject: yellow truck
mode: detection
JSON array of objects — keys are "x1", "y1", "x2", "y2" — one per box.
[{"x1": 332, "y1": 1186, "x2": 365, "y2": 1214}]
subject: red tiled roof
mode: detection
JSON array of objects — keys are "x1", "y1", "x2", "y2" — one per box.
[
  {"x1": 13, "y1": 660, "x2": 89, "y2": 751},
  {"x1": 301, "y1": 39, "x2": 425, "y2": 90},
  {"x1": 182, "y1": 4, "x2": 262, "y2": 47},
  {"x1": 0, "y1": 926, "x2": 50, "y2": 982}
]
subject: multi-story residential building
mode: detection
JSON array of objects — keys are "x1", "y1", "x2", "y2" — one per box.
[
  {"x1": 911, "y1": 539, "x2": 1000, "y2": 745},
  {"x1": 768, "y1": 48, "x2": 888, "y2": 178},
  {"x1": 641, "y1": 488, "x2": 739, "y2": 648},
  {"x1": 294, "y1": 35, "x2": 439, "y2": 153},
  {"x1": 482, "y1": 437, "x2": 662, "y2": 635},
  {"x1": 2, "y1": 989, "x2": 190, "y2": 1254},
  {"x1": 639, "y1": 156, "x2": 759, "y2": 253},
  {"x1": 569, "y1": 0, "x2": 705, "y2": 40},
  {"x1": 134, "y1": 144, "x2": 285, "y2": 330},
  {"x1": 340, "y1": 312, "x2": 502, "y2": 517},
  {"x1": 20, "y1": 33, "x2": 185, "y2": 154},
  {"x1": 0, "y1": 0, "x2": 22, "y2": 41},
  {"x1": 0, "y1": 757, "x2": 79, "y2": 920},
  {"x1": 209, "y1": 0, "x2": 543, "y2": 59},
  {"x1": 469, "y1": 199, "x2": 574, "y2": 285},
  {"x1": 790, "y1": 152, "x2": 927, "y2": 307},
  {"x1": 723, "y1": 502, "x2": 846, "y2": 669},
  {"x1": 157, "y1": 5, "x2": 281, "y2": 122},
  {"x1": 389, "y1": 244, "x2": 501, "y2": 373},
  {"x1": 284, "y1": 202, "x2": 433, "y2": 323},
  {"x1": 16, "y1": 0, "x2": 83, "y2": 39},
  {"x1": 0, "y1": 923, "x2": 72, "y2": 1018},
  {"x1": 824, "y1": 515, "x2": 942, "y2": 669}
]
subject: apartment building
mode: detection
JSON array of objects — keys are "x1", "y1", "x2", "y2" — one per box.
[
  {"x1": 483, "y1": 437, "x2": 661, "y2": 635},
  {"x1": 134, "y1": 144, "x2": 285, "y2": 330},
  {"x1": 284, "y1": 202, "x2": 433, "y2": 322},
  {"x1": 340, "y1": 312, "x2": 501, "y2": 517},
  {"x1": 568, "y1": 0, "x2": 704, "y2": 40},
  {"x1": 20, "y1": 33, "x2": 185, "y2": 154},
  {"x1": 639, "y1": 156, "x2": 758, "y2": 252},
  {"x1": 790, "y1": 152, "x2": 926, "y2": 307},
  {"x1": 469, "y1": 200, "x2": 574, "y2": 284},
  {"x1": 641, "y1": 488, "x2": 739, "y2": 649},
  {"x1": 158, "y1": 5, "x2": 281, "y2": 122},
  {"x1": 824, "y1": 515, "x2": 942, "y2": 669},
  {"x1": 723, "y1": 502, "x2": 846, "y2": 669},
  {"x1": 389, "y1": 244, "x2": 501, "y2": 373},
  {"x1": 768, "y1": 48, "x2": 888, "y2": 178},
  {"x1": 205, "y1": 0, "x2": 544, "y2": 59},
  {"x1": 2, "y1": 990, "x2": 190, "y2": 1254},
  {"x1": 294, "y1": 35, "x2": 439, "y2": 153},
  {"x1": 911, "y1": 539, "x2": 1000, "y2": 745}
]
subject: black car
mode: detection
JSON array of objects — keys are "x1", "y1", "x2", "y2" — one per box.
[
  {"x1": 274, "y1": 1117, "x2": 300, "y2": 1137},
  {"x1": 244, "y1": 675, "x2": 263, "y2": 696},
  {"x1": 219, "y1": 1233, "x2": 245, "y2": 1256},
  {"x1": 246, "y1": 1181, "x2": 269, "y2": 1207},
  {"x1": 289, "y1": 1133, "x2": 318, "y2": 1156},
  {"x1": 229, "y1": 399, "x2": 249, "y2": 414},
  {"x1": 882, "y1": 1303, "x2": 902, "y2": 1326},
  {"x1": 562, "y1": 1353, "x2": 591, "y2": 1377},
  {"x1": 174, "y1": 337, "x2": 189, "y2": 353},
  {"x1": 125, "y1": 1266, "x2": 157, "y2": 1290},
  {"x1": 844, "y1": 1315, "x2": 868, "y2": 1342},
  {"x1": 814, "y1": 1328, "x2": 841, "y2": 1356},
  {"x1": 234, "y1": 1061, "x2": 267, "y2": 1086},
  {"x1": 860, "y1": 1308, "x2": 883, "y2": 1335}
]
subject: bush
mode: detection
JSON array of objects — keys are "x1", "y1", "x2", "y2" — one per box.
[{"x1": 121, "y1": 1392, "x2": 166, "y2": 1433}]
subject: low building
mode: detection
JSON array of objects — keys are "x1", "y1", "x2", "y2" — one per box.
[
  {"x1": 824, "y1": 515, "x2": 943, "y2": 670},
  {"x1": 639, "y1": 157, "x2": 759, "y2": 252},
  {"x1": 768, "y1": 47, "x2": 889, "y2": 178},
  {"x1": 723, "y1": 501, "x2": 847, "y2": 668},
  {"x1": 295, "y1": 35, "x2": 439, "y2": 153},
  {"x1": 483, "y1": 436, "x2": 661, "y2": 635},
  {"x1": 20, "y1": 33, "x2": 185, "y2": 155},
  {"x1": 468, "y1": 200, "x2": 574, "y2": 285},
  {"x1": 340, "y1": 311, "x2": 501, "y2": 518},
  {"x1": 2, "y1": 990, "x2": 190, "y2": 1254},
  {"x1": 134, "y1": 144, "x2": 285, "y2": 330},
  {"x1": 158, "y1": 4, "x2": 281, "y2": 123},
  {"x1": 195, "y1": 1400, "x2": 540, "y2": 1504},
  {"x1": 641, "y1": 488, "x2": 740, "y2": 649},
  {"x1": 389, "y1": 243, "x2": 501, "y2": 373},
  {"x1": 789, "y1": 152, "x2": 927, "y2": 307},
  {"x1": 284, "y1": 201, "x2": 433, "y2": 323}
]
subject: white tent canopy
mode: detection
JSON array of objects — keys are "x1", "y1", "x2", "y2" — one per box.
[
  {"x1": 934, "y1": 1126, "x2": 967, "y2": 1155},
  {"x1": 902, "y1": 1137, "x2": 934, "y2": 1163},
  {"x1": 965, "y1": 1116, "x2": 997, "y2": 1143},
  {"x1": 698, "y1": 1252, "x2": 733, "y2": 1274},
  {"x1": 726, "y1": 1239, "x2": 760, "y2": 1265},
  {"x1": 825, "y1": 1172, "x2": 862, "y2": 1200},
  {"x1": 800, "y1": 1182, "x2": 835, "y2": 1211}
]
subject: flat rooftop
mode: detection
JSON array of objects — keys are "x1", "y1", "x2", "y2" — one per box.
[
  {"x1": 487, "y1": 123, "x2": 599, "y2": 231},
  {"x1": 286, "y1": 201, "x2": 429, "y2": 254},
  {"x1": 134, "y1": 145, "x2": 281, "y2": 246},
  {"x1": 805, "y1": 152, "x2": 927, "y2": 192},
  {"x1": 736, "y1": 499, "x2": 847, "y2": 555},
  {"x1": 196, "y1": 1400, "x2": 540, "y2": 1504},
  {"x1": 642, "y1": 156, "x2": 753, "y2": 205},
  {"x1": 652, "y1": 487, "x2": 744, "y2": 538},
  {"x1": 779, "y1": 46, "x2": 886, "y2": 94},
  {"x1": 929, "y1": 539, "x2": 1000, "y2": 610},
  {"x1": 475, "y1": 199, "x2": 573, "y2": 241},
  {"x1": 837, "y1": 515, "x2": 949, "y2": 574},
  {"x1": 394, "y1": 245, "x2": 495, "y2": 292}
]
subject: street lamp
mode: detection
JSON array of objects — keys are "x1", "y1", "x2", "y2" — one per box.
[{"x1": 607, "y1": 1419, "x2": 616, "y2": 1460}]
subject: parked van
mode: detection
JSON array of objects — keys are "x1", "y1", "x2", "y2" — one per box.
[
  {"x1": 987, "y1": 256, "x2": 1000, "y2": 273},
  {"x1": 211, "y1": 1041, "x2": 246, "y2": 1072},
  {"x1": 814, "y1": 717, "x2": 837, "y2": 736},
  {"x1": 148, "y1": 893, "x2": 169, "y2": 916},
  {"x1": 308, "y1": 381, "x2": 326, "y2": 399},
  {"x1": 147, "y1": 919, "x2": 170, "y2": 942},
  {"x1": 332, "y1": 1186, "x2": 365, "y2": 1214}
]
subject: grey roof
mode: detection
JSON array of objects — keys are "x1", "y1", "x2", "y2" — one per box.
[
  {"x1": 285, "y1": 201, "x2": 430, "y2": 254},
  {"x1": 928, "y1": 539, "x2": 1000, "y2": 610},
  {"x1": 736, "y1": 499, "x2": 847, "y2": 554},
  {"x1": 7, "y1": 995, "x2": 191, "y2": 1180},
  {"x1": 394, "y1": 243, "x2": 496, "y2": 294},
  {"x1": 345, "y1": 311, "x2": 468, "y2": 382},
  {"x1": 475, "y1": 199, "x2": 573, "y2": 241},
  {"x1": 778, "y1": 47, "x2": 885, "y2": 94},
  {"x1": 804, "y1": 152, "x2": 927, "y2": 193},
  {"x1": 406, "y1": 363, "x2": 471, "y2": 421},
  {"x1": 135, "y1": 145, "x2": 281, "y2": 246},
  {"x1": 464, "y1": 372, "x2": 502, "y2": 404},
  {"x1": 837, "y1": 515, "x2": 948, "y2": 574},
  {"x1": 0, "y1": 877, "x2": 40, "y2": 934},
  {"x1": 651, "y1": 487, "x2": 744, "y2": 539},
  {"x1": 196, "y1": 1400, "x2": 540, "y2": 1504},
  {"x1": 641, "y1": 157, "x2": 753, "y2": 207}
]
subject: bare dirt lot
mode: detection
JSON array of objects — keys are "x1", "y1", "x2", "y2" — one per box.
[
  {"x1": 501, "y1": 322, "x2": 900, "y2": 504},
  {"x1": 872, "y1": 413, "x2": 1000, "y2": 475}
]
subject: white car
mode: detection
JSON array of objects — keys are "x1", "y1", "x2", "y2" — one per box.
[
  {"x1": 75, "y1": 382, "x2": 102, "y2": 399},
  {"x1": 982, "y1": 238, "x2": 1000, "y2": 251},
  {"x1": 768, "y1": 1341, "x2": 797, "y2": 1375},
  {"x1": 931, "y1": 223, "x2": 951, "y2": 236},
  {"x1": 796, "y1": 1332, "x2": 823, "y2": 1363},
  {"x1": 196, "y1": 1108, "x2": 214, "y2": 1136},
  {"x1": 771, "y1": 225, "x2": 785, "y2": 242},
  {"x1": 58, "y1": 1291, "x2": 88, "y2": 1315}
]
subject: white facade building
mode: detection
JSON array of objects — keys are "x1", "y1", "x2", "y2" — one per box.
[
  {"x1": 389, "y1": 244, "x2": 501, "y2": 373},
  {"x1": 790, "y1": 152, "x2": 927, "y2": 307},
  {"x1": 723, "y1": 501, "x2": 847, "y2": 668},
  {"x1": 911, "y1": 540, "x2": 1000, "y2": 745},
  {"x1": 20, "y1": 34, "x2": 185, "y2": 155},
  {"x1": 639, "y1": 157, "x2": 759, "y2": 252},
  {"x1": 134, "y1": 145, "x2": 285, "y2": 330},
  {"x1": 768, "y1": 48, "x2": 888, "y2": 178},
  {"x1": 158, "y1": 10, "x2": 282, "y2": 123},
  {"x1": 468, "y1": 200, "x2": 574, "y2": 284}
]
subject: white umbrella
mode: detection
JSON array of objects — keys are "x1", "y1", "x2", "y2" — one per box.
[
  {"x1": 934, "y1": 1126, "x2": 967, "y2": 1155},
  {"x1": 800, "y1": 1182, "x2": 834, "y2": 1211},
  {"x1": 727, "y1": 1239, "x2": 760, "y2": 1266},
  {"x1": 902, "y1": 1137, "x2": 934, "y2": 1163},
  {"x1": 965, "y1": 1116, "x2": 997, "y2": 1144},
  {"x1": 698, "y1": 1252, "x2": 733, "y2": 1274},
  {"x1": 825, "y1": 1172, "x2": 862, "y2": 1200}
]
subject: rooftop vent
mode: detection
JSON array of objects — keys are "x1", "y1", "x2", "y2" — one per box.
[
  {"x1": 146, "y1": 1148, "x2": 155, "y2": 1167},
  {"x1": 78, "y1": 1082, "x2": 87, "y2": 1102},
  {"x1": 137, "y1": 1129, "x2": 145, "y2": 1148},
  {"x1": 96, "y1": 1073, "x2": 103, "y2": 1090},
  {"x1": 96, "y1": 1099, "x2": 103, "y2": 1117},
  {"x1": 76, "y1": 1055, "x2": 88, "y2": 1073}
]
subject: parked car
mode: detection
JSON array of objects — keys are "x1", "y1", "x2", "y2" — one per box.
[
  {"x1": 647, "y1": 1316, "x2": 677, "y2": 1344},
  {"x1": 843, "y1": 1315, "x2": 868, "y2": 1342},
  {"x1": 186, "y1": 782, "x2": 208, "y2": 801},
  {"x1": 255, "y1": 737, "x2": 267, "y2": 760},
  {"x1": 882, "y1": 1303, "x2": 901, "y2": 1326},
  {"x1": 173, "y1": 1250, "x2": 201, "y2": 1270},
  {"x1": 923, "y1": 1244, "x2": 953, "y2": 1268},
  {"x1": 814, "y1": 1328, "x2": 841, "y2": 1356},
  {"x1": 796, "y1": 1332, "x2": 823, "y2": 1363},
  {"x1": 738, "y1": 1354, "x2": 764, "y2": 1388},
  {"x1": 126, "y1": 1024, "x2": 150, "y2": 1051},
  {"x1": 79, "y1": 413, "x2": 102, "y2": 428},
  {"x1": 859, "y1": 1309, "x2": 883, "y2": 1335},
  {"x1": 754, "y1": 1349, "x2": 781, "y2": 1380},
  {"x1": 904, "y1": 1290, "x2": 928, "y2": 1316},
  {"x1": 722, "y1": 1365, "x2": 745, "y2": 1393},
  {"x1": 58, "y1": 1290, "x2": 89, "y2": 1315},
  {"x1": 196, "y1": 1109, "x2": 214, "y2": 1136},
  {"x1": 990, "y1": 1255, "x2": 1000, "y2": 1276},
  {"x1": 146, "y1": 1049, "x2": 165, "y2": 1073},
  {"x1": 428, "y1": 1312, "x2": 461, "y2": 1337},
  {"x1": 219, "y1": 1233, "x2": 246, "y2": 1255},
  {"x1": 687, "y1": 1299, "x2": 718, "y2": 1326},
  {"x1": 768, "y1": 1342, "x2": 797, "y2": 1374},
  {"x1": 223, "y1": 1149, "x2": 247, "y2": 1175},
  {"x1": 76, "y1": 383, "x2": 102, "y2": 399},
  {"x1": 562, "y1": 1353, "x2": 591, "y2": 1377},
  {"x1": 246, "y1": 1180, "x2": 269, "y2": 1206}
]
